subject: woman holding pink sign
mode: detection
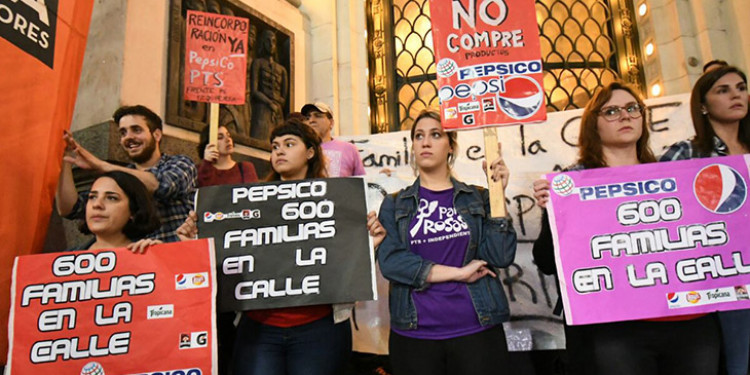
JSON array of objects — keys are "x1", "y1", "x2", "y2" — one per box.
[
  {"x1": 661, "y1": 65, "x2": 750, "y2": 375},
  {"x1": 533, "y1": 81, "x2": 720, "y2": 375}
]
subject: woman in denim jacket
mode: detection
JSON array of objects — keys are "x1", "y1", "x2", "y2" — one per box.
[{"x1": 377, "y1": 109, "x2": 517, "y2": 375}]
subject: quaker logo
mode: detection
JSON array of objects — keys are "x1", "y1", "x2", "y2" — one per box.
[
  {"x1": 735, "y1": 286, "x2": 749, "y2": 300},
  {"x1": 482, "y1": 97, "x2": 496, "y2": 112},
  {"x1": 0, "y1": 0, "x2": 58, "y2": 68},
  {"x1": 461, "y1": 113, "x2": 475, "y2": 126},
  {"x1": 694, "y1": 164, "x2": 747, "y2": 214},
  {"x1": 457, "y1": 101, "x2": 480, "y2": 113},
  {"x1": 497, "y1": 75, "x2": 544, "y2": 120},
  {"x1": 80, "y1": 361, "x2": 105, "y2": 375},
  {"x1": 179, "y1": 333, "x2": 191, "y2": 348},
  {"x1": 179, "y1": 331, "x2": 208, "y2": 349}
]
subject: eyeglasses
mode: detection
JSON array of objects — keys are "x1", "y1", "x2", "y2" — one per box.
[{"x1": 599, "y1": 104, "x2": 643, "y2": 121}]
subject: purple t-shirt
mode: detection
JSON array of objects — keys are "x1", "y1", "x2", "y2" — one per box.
[
  {"x1": 322, "y1": 139, "x2": 365, "y2": 177},
  {"x1": 392, "y1": 187, "x2": 487, "y2": 339}
]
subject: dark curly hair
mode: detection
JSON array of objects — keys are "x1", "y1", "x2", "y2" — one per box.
[{"x1": 80, "y1": 171, "x2": 160, "y2": 241}]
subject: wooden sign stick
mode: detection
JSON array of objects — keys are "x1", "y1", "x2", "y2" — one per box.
[
  {"x1": 209, "y1": 102, "x2": 219, "y2": 145},
  {"x1": 483, "y1": 127, "x2": 507, "y2": 218}
]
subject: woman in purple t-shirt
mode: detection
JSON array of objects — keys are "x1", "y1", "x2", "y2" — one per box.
[{"x1": 377, "y1": 110, "x2": 517, "y2": 375}]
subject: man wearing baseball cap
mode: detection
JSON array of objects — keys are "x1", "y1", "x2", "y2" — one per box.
[{"x1": 301, "y1": 102, "x2": 366, "y2": 177}]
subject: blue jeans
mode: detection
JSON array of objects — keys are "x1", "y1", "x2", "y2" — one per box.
[
  {"x1": 719, "y1": 309, "x2": 750, "y2": 375},
  {"x1": 232, "y1": 315, "x2": 351, "y2": 375}
]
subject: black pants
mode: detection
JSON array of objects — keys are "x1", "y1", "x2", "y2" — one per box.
[
  {"x1": 388, "y1": 325, "x2": 509, "y2": 375},
  {"x1": 589, "y1": 314, "x2": 720, "y2": 375}
]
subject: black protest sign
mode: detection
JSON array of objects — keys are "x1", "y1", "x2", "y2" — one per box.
[{"x1": 196, "y1": 177, "x2": 376, "y2": 311}]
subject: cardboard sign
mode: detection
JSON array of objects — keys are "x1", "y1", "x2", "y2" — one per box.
[
  {"x1": 196, "y1": 178, "x2": 377, "y2": 312},
  {"x1": 184, "y1": 10, "x2": 248, "y2": 104},
  {"x1": 547, "y1": 156, "x2": 750, "y2": 325},
  {"x1": 6, "y1": 240, "x2": 217, "y2": 374},
  {"x1": 430, "y1": 0, "x2": 546, "y2": 129}
]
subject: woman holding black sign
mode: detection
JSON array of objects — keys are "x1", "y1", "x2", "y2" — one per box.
[
  {"x1": 178, "y1": 118, "x2": 385, "y2": 375},
  {"x1": 660, "y1": 66, "x2": 750, "y2": 375},
  {"x1": 532, "y1": 81, "x2": 720, "y2": 375},
  {"x1": 376, "y1": 109, "x2": 517, "y2": 374}
]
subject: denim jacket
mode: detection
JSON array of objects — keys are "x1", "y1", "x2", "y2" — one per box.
[{"x1": 377, "y1": 177, "x2": 517, "y2": 331}]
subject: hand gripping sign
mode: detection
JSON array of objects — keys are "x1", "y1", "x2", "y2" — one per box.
[
  {"x1": 546, "y1": 156, "x2": 750, "y2": 325},
  {"x1": 430, "y1": 0, "x2": 546, "y2": 130},
  {"x1": 6, "y1": 240, "x2": 217, "y2": 375}
]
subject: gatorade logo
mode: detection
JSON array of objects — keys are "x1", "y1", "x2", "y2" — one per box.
[
  {"x1": 497, "y1": 75, "x2": 544, "y2": 120},
  {"x1": 693, "y1": 164, "x2": 747, "y2": 214}
]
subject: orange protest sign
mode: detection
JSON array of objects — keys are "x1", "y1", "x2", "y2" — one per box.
[
  {"x1": 6, "y1": 240, "x2": 217, "y2": 374},
  {"x1": 184, "y1": 10, "x2": 249, "y2": 105},
  {"x1": 430, "y1": 0, "x2": 546, "y2": 130},
  {"x1": 0, "y1": 0, "x2": 94, "y2": 362}
]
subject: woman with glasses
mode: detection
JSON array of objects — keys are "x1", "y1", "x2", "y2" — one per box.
[
  {"x1": 661, "y1": 65, "x2": 749, "y2": 375},
  {"x1": 533, "y1": 81, "x2": 720, "y2": 375}
]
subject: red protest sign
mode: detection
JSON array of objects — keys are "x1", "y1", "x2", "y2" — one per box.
[
  {"x1": 6, "y1": 240, "x2": 217, "y2": 375},
  {"x1": 430, "y1": 0, "x2": 546, "y2": 130},
  {"x1": 185, "y1": 10, "x2": 248, "y2": 105}
]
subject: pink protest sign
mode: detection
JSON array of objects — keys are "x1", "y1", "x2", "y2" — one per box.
[
  {"x1": 184, "y1": 10, "x2": 248, "y2": 104},
  {"x1": 547, "y1": 155, "x2": 750, "y2": 325}
]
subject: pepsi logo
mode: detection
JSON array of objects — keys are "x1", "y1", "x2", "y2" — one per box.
[
  {"x1": 176, "y1": 274, "x2": 187, "y2": 285},
  {"x1": 693, "y1": 164, "x2": 747, "y2": 214},
  {"x1": 497, "y1": 75, "x2": 544, "y2": 120},
  {"x1": 667, "y1": 293, "x2": 679, "y2": 304}
]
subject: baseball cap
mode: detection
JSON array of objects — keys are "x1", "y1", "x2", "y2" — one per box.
[{"x1": 301, "y1": 102, "x2": 333, "y2": 117}]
